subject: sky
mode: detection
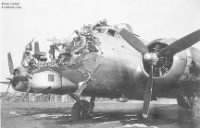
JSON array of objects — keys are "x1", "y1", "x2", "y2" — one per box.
[{"x1": 0, "y1": 0, "x2": 200, "y2": 92}]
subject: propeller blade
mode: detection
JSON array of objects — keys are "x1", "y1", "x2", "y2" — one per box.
[
  {"x1": 0, "y1": 81, "x2": 10, "y2": 84},
  {"x1": 158, "y1": 29, "x2": 200, "y2": 57},
  {"x1": 20, "y1": 86, "x2": 31, "y2": 102},
  {"x1": 7, "y1": 52, "x2": 14, "y2": 75},
  {"x1": 142, "y1": 65, "x2": 154, "y2": 118},
  {"x1": 119, "y1": 29, "x2": 149, "y2": 54},
  {"x1": 2, "y1": 81, "x2": 12, "y2": 102},
  {"x1": 5, "y1": 82, "x2": 11, "y2": 97},
  {"x1": 6, "y1": 77, "x2": 13, "y2": 81},
  {"x1": 13, "y1": 76, "x2": 28, "y2": 82}
]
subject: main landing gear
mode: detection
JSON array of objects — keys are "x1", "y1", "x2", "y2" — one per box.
[
  {"x1": 71, "y1": 97, "x2": 95, "y2": 121},
  {"x1": 70, "y1": 72, "x2": 95, "y2": 121}
]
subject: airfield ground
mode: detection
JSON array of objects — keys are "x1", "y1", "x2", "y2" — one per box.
[{"x1": 1, "y1": 100, "x2": 200, "y2": 128}]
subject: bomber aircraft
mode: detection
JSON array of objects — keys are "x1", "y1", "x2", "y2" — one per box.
[{"x1": 1, "y1": 20, "x2": 200, "y2": 121}]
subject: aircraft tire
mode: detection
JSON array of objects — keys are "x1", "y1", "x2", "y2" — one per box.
[
  {"x1": 71, "y1": 100, "x2": 90, "y2": 121},
  {"x1": 177, "y1": 95, "x2": 194, "y2": 109}
]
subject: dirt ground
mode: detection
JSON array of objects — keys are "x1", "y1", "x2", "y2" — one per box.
[{"x1": 1, "y1": 100, "x2": 200, "y2": 128}]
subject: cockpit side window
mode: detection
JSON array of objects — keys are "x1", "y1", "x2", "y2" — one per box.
[
  {"x1": 107, "y1": 29, "x2": 120, "y2": 38},
  {"x1": 107, "y1": 29, "x2": 116, "y2": 36}
]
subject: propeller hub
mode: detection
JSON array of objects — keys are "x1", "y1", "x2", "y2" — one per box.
[
  {"x1": 144, "y1": 53, "x2": 158, "y2": 65},
  {"x1": 143, "y1": 53, "x2": 151, "y2": 61}
]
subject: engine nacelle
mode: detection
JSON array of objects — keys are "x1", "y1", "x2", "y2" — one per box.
[
  {"x1": 30, "y1": 70, "x2": 76, "y2": 92},
  {"x1": 31, "y1": 71, "x2": 61, "y2": 89}
]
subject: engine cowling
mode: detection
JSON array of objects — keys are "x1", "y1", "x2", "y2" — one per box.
[
  {"x1": 12, "y1": 67, "x2": 29, "y2": 92},
  {"x1": 140, "y1": 39, "x2": 191, "y2": 85}
]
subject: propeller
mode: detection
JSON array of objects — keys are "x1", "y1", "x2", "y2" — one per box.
[
  {"x1": 119, "y1": 28, "x2": 200, "y2": 118},
  {"x1": 1, "y1": 52, "x2": 30, "y2": 101}
]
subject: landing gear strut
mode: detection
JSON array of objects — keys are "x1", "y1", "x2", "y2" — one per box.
[
  {"x1": 72, "y1": 71, "x2": 92, "y2": 99},
  {"x1": 70, "y1": 71, "x2": 96, "y2": 121}
]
